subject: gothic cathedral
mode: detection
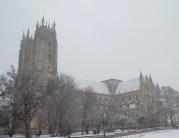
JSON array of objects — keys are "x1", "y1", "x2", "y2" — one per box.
[{"x1": 18, "y1": 17, "x2": 165, "y2": 128}]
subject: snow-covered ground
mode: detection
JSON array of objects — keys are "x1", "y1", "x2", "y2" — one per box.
[
  {"x1": 128, "y1": 129, "x2": 179, "y2": 138},
  {"x1": 3, "y1": 129, "x2": 179, "y2": 138},
  {"x1": 67, "y1": 129, "x2": 179, "y2": 138},
  {"x1": 39, "y1": 129, "x2": 179, "y2": 138}
]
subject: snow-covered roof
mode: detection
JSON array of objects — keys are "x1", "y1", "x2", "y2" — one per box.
[
  {"x1": 76, "y1": 77, "x2": 141, "y2": 95},
  {"x1": 115, "y1": 78, "x2": 140, "y2": 94},
  {"x1": 75, "y1": 78, "x2": 110, "y2": 94}
]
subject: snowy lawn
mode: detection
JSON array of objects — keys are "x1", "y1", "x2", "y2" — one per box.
[
  {"x1": 3, "y1": 129, "x2": 179, "y2": 138},
  {"x1": 42, "y1": 129, "x2": 179, "y2": 138},
  {"x1": 128, "y1": 129, "x2": 179, "y2": 138}
]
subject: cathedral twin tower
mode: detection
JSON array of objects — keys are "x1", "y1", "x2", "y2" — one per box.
[{"x1": 18, "y1": 17, "x2": 58, "y2": 81}]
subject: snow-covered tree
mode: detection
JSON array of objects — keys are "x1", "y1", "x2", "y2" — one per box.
[
  {"x1": 0, "y1": 66, "x2": 48, "y2": 138},
  {"x1": 88, "y1": 105, "x2": 104, "y2": 134},
  {"x1": 79, "y1": 86, "x2": 97, "y2": 134},
  {"x1": 111, "y1": 114, "x2": 128, "y2": 131},
  {"x1": 44, "y1": 74, "x2": 79, "y2": 136},
  {"x1": 147, "y1": 114, "x2": 159, "y2": 127},
  {"x1": 0, "y1": 96, "x2": 20, "y2": 137},
  {"x1": 161, "y1": 86, "x2": 179, "y2": 128},
  {"x1": 134, "y1": 111, "x2": 147, "y2": 128},
  {"x1": 126, "y1": 118, "x2": 136, "y2": 129}
]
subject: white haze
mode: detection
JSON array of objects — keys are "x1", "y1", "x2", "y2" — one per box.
[{"x1": 0, "y1": 0, "x2": 179, "y2": 90}]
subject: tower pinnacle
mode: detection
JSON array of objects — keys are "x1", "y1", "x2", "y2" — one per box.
[
  {"x1": 140, "y1": 70, "x2": 143, "y2": 77},
  {"x1": 53, "y1": 20, "x2": 56, "y2": 29},
  {"x1": 36, "y1": 21, "x2": 39, "y2": 28},
  {"x1": 22, "y1": 30, "x2": 25, "y2": 39},
  {"x1": 140, "y1": 70, "x2": 143, "y2": 82},
  {"x1": 42, "y1": 16, "x2": 45, "y2": 26},
  {"x1": 27, "y1": 28, "x2": 30, "y2": 37},
  {"x1": 146, "y1": 74, "x2": 148, "y2": 81},
  {"x1": 149, "y1": 73, "x2": 152, "y2": 81}
]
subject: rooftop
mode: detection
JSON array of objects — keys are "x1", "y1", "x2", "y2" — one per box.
[{"x1": 75, "y1": 77, "x2": 142, "y2": 95}]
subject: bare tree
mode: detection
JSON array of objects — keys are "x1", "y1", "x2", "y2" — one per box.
[
  {"x1": 134, "y1": 111, "x2": 147, "y2": 128},
  {"x1": 112, "y1": 114, "x2": 128, "y2": 131},
  {"x1": 79, "y1": 86, "x2": 97, "y2": 134},
  {"x1": 0, "y1": 97, "x2": 20, "y2": 137},
  {"x1": 161, "y1": 86, "x2": 179, "y2": 128},
  {"x1": 146, "y1": 114, "x2": 159, "y2": 128},
  {"x1": 44, "y1": 73, "x2": 79, "y2": 136},
  {"x1": 145, "y1": 104, "x2": 159, "y2": 128},
  {"x1": 104, "y1": 97, "x2": 123, "y2": 131},
  {"x1": 0, "y1": 66, "x2": 48, "y2": 138},
  {"x1": 87, "y1": 102, "x2": 104, "y2": 134},
  {"x1": 126, "y1": 118, "x2": 136, "y2": 129}
]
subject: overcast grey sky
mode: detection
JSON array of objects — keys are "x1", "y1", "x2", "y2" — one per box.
[{"x1": 0, "y1": 0, "x2": 179, "y2": 91}]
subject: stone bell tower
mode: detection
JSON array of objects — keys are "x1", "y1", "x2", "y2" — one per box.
[{"x1": 18, "y1": 16, "x2": 58, "y2": 81}]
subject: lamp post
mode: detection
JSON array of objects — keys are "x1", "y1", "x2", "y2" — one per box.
[
  {"x1": 103, "y1": 113, "x2": 106, "y2": 138},
  {"x1": 80, "y1": 105, "x2": 84, "y2": 135}
]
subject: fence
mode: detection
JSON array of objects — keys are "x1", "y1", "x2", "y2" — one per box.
[{"x1": 0, "y1": 127, "x2": 172, "y2": 138}]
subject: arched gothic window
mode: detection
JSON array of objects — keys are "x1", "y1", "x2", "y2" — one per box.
[
  {"x1": 136, "y1": 95, "x2": 138, "y2": 101},
  {"x1": 48, "y1": 41, "x2": 52, "y2": 53},
  {"x1": 47, "y1": 41, "x2": 52, "y2": 62},
  {"x1": 105, "y1": 98, "x2": 107, "y2": 102}
]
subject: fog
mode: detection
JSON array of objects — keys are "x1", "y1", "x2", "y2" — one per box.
[{"x1": 0, "y1": 0, "x2": 179, "y2": 90}]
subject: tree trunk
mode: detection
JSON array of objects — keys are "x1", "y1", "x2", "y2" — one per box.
[
  {"x1": 81, "y1": 121, "x2": 84, "y2": 135},
  {"x1": 170, "y1": 117, "x2": 174, "y2": 129},
  {"x1": 85, "y1": 124, "x2": 89, "y2": 134},
  {"x1": 25, "y1": 117, "x2": 31, "y2": 138},
  {"x1": 8, "y1": 129, "x2": 14, "y2": 137},
  {"x1": 121, "y1": 124, "x2": 123, "y2": 132}
]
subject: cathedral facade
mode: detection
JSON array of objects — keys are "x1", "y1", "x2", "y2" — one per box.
[{"x1": 18, "y1": 17, "x2": 163, "y2": 128}]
